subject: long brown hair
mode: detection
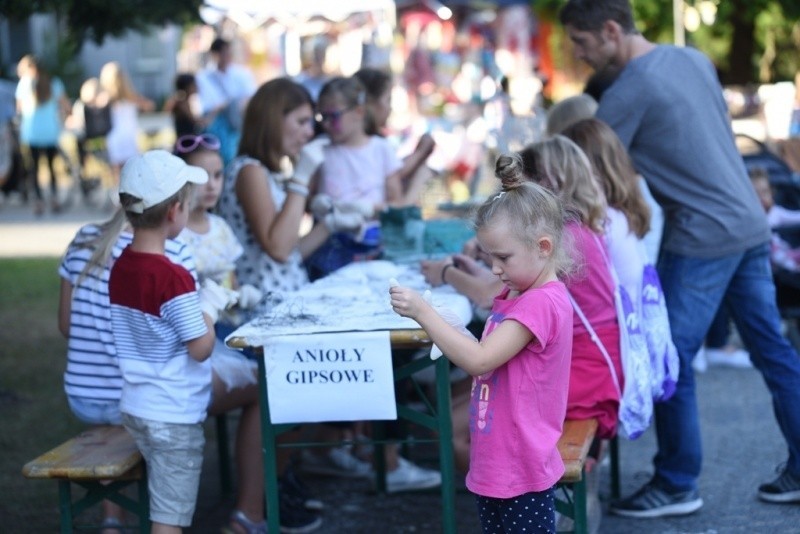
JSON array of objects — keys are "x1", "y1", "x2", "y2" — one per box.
[
  {"x1": 561, "y1": 118, "x2": 650, "y2": 238},
  {"x1": 238, "y1": 78, "x2": 314, "y2": 172},
  {"x1": 518, "y1": 136, "x2": 607, "y2": 233}
]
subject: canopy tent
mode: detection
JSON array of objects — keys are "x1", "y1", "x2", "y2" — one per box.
[{"x1": 201, "y1": 0, "x2": 396, "y2": 28}]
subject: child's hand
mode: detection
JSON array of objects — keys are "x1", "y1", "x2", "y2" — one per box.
[
  {"x1": 452, "y1": 253, "x2": 482, "y2": 275},
  {"x1": 389, "y1": 284, "x2": 428, "y2": 320},
  {"x1": 199, "y1": 279, "x2": 233, "y2": 323},
  {"x1": 420, "y1": 258, "x2": 454, "y2": 287},
  {"x1": 236, "y1": 284, "x2": 263, "y2": 309},
  {"x1": 294, "y1": 137, "x2": 330, "y2": 186},
  {"x1": 324, "y1": 209, "x2": 365, "y2": 233}
]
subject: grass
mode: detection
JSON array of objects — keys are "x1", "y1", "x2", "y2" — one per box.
[{"x1": 0, "y1": 258, "x2": 86, "y2": 531}]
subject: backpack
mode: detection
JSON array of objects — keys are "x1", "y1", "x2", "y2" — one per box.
[
  {"x1": 84, "y1": 104, "x2": 112, "y2": 140},
  {"x1": 568, "y1": 234, "x2": 679, "y2": 439}
]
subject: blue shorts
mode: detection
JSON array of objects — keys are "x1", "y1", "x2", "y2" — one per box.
[
  {"x1": 121, "y1": 414, "x2": 205, "y2": 527},
  {"x1": 67, "y1": 396, "x2": 122, "y2": 425}
]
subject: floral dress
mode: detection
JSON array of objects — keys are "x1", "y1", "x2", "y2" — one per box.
[{"x1": 217, "y1": 156, "x2": 308, "y2": 313}]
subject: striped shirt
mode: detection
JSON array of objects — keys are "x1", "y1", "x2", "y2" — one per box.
[
  {"x1": 59, "y1": 227, "x2": 197, "y2": 403},
  {"x1": 109, "y1": 246, "x2": 211, "y2": 423}
]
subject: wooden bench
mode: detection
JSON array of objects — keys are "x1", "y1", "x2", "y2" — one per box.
[
  {"x1": 22, "y1": 425, "x2": 149, "y2": 533},
  {"x1": 555, "y1": 418, "x2": 598, "y2": 534}
]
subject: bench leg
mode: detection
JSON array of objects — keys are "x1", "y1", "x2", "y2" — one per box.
[
  {"x1": 571, "y1": 474, "x2": 588, "y2": 534},
  {"x1": 216, "y1": 413, "x2": 233, "y2": 497},
  {"x1": 137, "y1": 473, "x2": 150, "y2": 534},
  {"x1": 609, "y1": 435, "x2": 621, "y2": 500},
  {"x1": 58, "y1": 480, "x2": 74, "y2": 534}
]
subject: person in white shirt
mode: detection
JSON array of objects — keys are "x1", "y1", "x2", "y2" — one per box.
[{"x1": 195, "y1": 38, "x2": 257, "y2": 164}]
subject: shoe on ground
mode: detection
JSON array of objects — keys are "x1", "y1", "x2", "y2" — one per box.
[
  {"x1": 300, "y1": 446, "x2": 373, "y2": 479},
  {"x1": 704, "y1": 347, "x2": 752, "y2": 368},
  {"x1": 278, "y1": 488, "x2": 323, "y2": 534},
  {"x1": 609, "y1": 481, "x2": 703, "y2": 518},
  {"x1": 280, "y1": 467, "x2": 325, "y2": 511},
  {"x1": 758, "y1": 466, "x2": 800, "y2": 503},
  {"x1": 692, "y1": 347, "x2": 708, "y2": 373},
  {"x1": 385, "y1": 457, "x2": 442, "y2": 493},
  {"x1": 224, "y1": 510, "x2": 267, "y2": 534}
]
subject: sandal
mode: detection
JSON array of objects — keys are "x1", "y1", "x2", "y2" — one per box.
[
  {"x1": 222, "y1": 510, "x2": 267, "y2": 534},
  {"x1": 100, "y1": 517, "x2": 126, "y2": 533}
]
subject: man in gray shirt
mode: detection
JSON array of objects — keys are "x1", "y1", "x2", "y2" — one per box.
[{"x1": 561, "y1": 0, "x2": 800, "y2": 519}]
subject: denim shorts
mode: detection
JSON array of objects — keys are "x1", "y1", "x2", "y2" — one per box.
[
  {"x1": 67, "y1": 396, "x2": 122, "y2": 425},
  {"x1": 121, "y1": 414, "x2": 205, "y2": 527}
]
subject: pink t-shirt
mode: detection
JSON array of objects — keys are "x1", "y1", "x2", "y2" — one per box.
[
  {"x1": 466, "y1": 281, "x2": 573, "y2": 498},
  {"x1": 320, "y1": 136, "x2": 402, "y2": 206}
]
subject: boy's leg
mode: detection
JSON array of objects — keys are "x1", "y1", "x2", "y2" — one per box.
[{"x1": 121, "y1": 414, "x2": 205, "y2": 530}]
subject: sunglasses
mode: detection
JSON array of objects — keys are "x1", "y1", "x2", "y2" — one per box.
[
  {"x1": 174, "y1": 134, "x2": 221, "y2": 154},
  {"x1": 315, "y1": 106, "x2": 357, "y2": 124}
]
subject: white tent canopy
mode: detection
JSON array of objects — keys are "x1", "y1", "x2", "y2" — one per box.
[{"x1": 201, "y1": 0, "x2": 396, "y2": 27}]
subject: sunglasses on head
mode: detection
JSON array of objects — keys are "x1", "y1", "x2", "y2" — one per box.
[
  {"x1": 315, "y1": 106, "x2": 357, "y2": 124},
  {"x1": 174, "y1": 133, "x2": 221, "y2": 154}
]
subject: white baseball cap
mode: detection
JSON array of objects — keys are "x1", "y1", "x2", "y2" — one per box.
[{"x1": 120, "y1": 150, "x2": 208, "y2": 213}]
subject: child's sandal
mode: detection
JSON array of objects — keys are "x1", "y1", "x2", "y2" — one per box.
[
  {"x1": 222, "y1": 510, "x2": 267, "y2": 534},
  {"x1": 100, "y1": 517, "x2": 125, "y2": 533}
]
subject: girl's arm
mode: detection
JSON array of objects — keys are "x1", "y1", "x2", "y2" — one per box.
[
  {"x1": 297, "y1": 222, "x2": 333, "y2": 260},
  {"x1": 236, "y1": 163, "x2": 324, "y2": 263},
  {"x1": 397, "y1": 134, "x2": 436, "y2": 204},
  {"x1": 421, "y1": 255, "x2": 501, "y2": 310},
  {"x1": 390, "y1": 286, "x2": 533, "y2": 376},
  {"x1": 384, "y1": 167, "x2": 405, "y2": 207},
  {"x1": 58, "y1": 278, "x2": 72, "y2": 338}
]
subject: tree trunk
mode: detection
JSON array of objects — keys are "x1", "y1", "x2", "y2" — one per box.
[{"x1": 725, "y1": 1, "x2": 756, "y2": 84}]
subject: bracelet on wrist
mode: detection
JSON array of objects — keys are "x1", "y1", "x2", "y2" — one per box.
[
  {"x1": 286, "y1": 182, "x2": 309, "y2": 197},
  {"x1": 441, "y1": 263, "x2": 455, "y2": 285}
]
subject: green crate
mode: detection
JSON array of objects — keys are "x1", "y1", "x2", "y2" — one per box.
[{"x1": 423, "y1": 219, "x2": 475, "y2": 256}]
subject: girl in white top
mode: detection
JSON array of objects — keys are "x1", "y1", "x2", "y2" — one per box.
[
  {"x1": 305, "y1": 76, "x2": 405, "y2": 278},
  {"x1": 174, "y1": 133, "x2": 260, "y2": 392},
  {"x1": 315, "y1": 76, "x2": 404, "y2": 210},
  {"x1": 99, "y1": 62, "x2": 154, "y2": 195}
]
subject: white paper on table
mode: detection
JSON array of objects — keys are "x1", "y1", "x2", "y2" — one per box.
[
  {"x1": 263, "y1": 331, "x2": 397, "y2": 424},
  {"x1": 227, "y1": 262, "x2": 471, "y2": 348}
]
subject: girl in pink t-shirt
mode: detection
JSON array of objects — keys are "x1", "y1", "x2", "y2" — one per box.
[{"x1": 391, "y1": 154, "x2": 574, "y2": 533}]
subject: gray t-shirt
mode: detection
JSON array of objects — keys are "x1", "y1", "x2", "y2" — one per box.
[{"x1": 596, "y1": 45, "x2": 769, "y2": 258}]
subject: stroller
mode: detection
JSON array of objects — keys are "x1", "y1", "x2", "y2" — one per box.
[{"x1": 737, "y1": 133, "x2": 800, "y2": 346}]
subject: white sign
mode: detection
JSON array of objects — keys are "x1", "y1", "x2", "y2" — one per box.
[{"x1": 262, "y1": 331, "x2": 397, "y2": 424}]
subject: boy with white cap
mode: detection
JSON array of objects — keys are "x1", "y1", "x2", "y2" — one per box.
[{"x1": 108, "y1": 149, "x2": 231, "y2": 533}]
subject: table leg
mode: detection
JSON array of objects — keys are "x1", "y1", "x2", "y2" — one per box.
[
  {"x1": 435, "y1": 356, "x2": 456, "y2": 534},
  {"x1": 258, "y1": 356, "x2": 281, "y2": 533}
]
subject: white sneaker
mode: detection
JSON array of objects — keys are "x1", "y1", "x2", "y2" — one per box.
[
  {"x1": 705, "y1": 347, "x2": 752, "y2": 368},
  {"x1": 385, "y1": 457, "x2": 442, "y2": 493},
  {"x1": 300, "y1": 447, "x2": 374, "y2": 479},
  {"x1": 692, "y1": 347, "x2": 708, "y2": 373}
]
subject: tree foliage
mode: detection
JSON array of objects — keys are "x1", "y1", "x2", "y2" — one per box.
[
  {"x1": 0, "y1": 0, "x2": 203, "y2": 49},
  {"x1": 535, "y1": 0, "x2": 800, "y2": 84}
]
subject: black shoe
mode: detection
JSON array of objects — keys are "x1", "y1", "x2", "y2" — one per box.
[
  {"x1": 759, "y1": 465, "x2": 800, "y2": 503},
  {"x1": 278, "y1": 475, "x2": 323, "y2": 534},
  {"x1": 280, "y1": 467, "x2": 325, "y2": 511},
  {"x1": 609, "y1": 480, "x2": 703, "y2": 518}
]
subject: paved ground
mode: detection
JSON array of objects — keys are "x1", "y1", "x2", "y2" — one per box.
[{"x1": 5, "y1": 199, "x2": 800, "y2": 533}]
